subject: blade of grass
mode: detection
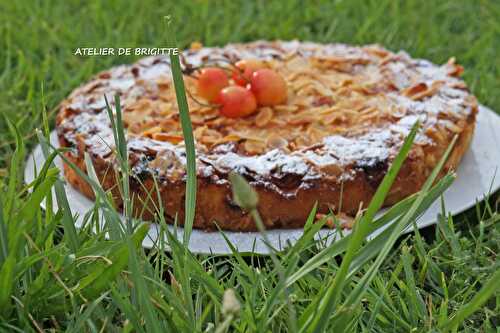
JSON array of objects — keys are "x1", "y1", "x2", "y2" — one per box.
[
  {"x1": 36, "y1": 131, "x2": 79, "y2": 252},
  {"x1": 165, "y1": 16, "x2": 197, "y2": 246},
  {"x1": 104, "y1": 95, "x2": 133, "y2": 231},
  {"x1": 0, "y1": 255, "x2": 15, "y2": 315},
  {"x1": 0, "y1": 193, "x2": 6, "y2": 265},
  {"x1": 401, "y1": 245, "x2": 425, "y2": 325},
  {"x1": 40, "y1": 82, "x2": 54, "y2": 231},
  {"x1": 4, "y1": 119, "x2": 24, "y2": 222}
]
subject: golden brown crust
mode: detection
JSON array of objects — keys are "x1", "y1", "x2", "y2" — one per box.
[
  {"x1": 59, "y1": 118, "x2": 475, "y2": 231},
  {"x1": 56, "y1": 41, "x2": 477, "y2": 231}
]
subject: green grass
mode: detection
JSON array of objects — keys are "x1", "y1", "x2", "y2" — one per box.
[{"x1": 0, "y1": 0, "x2": 499, "y2": 331}]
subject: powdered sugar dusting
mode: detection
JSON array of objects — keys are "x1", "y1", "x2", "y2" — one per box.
[{"x1": 57, "y1": 40, "x2": 477, "y2": 194}]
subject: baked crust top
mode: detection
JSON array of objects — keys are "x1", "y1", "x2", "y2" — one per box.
[{"x1": 57, "y1": 41, "x2": 477, "y2": 198}]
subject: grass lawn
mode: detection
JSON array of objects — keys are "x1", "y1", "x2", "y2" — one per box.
[{"x1": 0, "y1": 0, "x2": 499, "y2": 331}]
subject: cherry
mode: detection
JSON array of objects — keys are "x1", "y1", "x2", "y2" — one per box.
[
  {"x1": 196, "y1": 67, "x2": 229, "y2": 102},
  {"x1": 217, "y1": 86, "x2": 257, "y2": 118},
  {"x1": 250, "y1": 69, "x2": 287, "y2": 106},
  {"x1": 232, "y1": 59, "x2": 266, "y2": 86}
]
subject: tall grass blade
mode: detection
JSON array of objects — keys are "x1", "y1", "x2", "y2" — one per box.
[
  {"x1": 40, "y1": 82, "x2": 54, "y2": 227},
  {"x1": 36, "y1": 131, "x2": 79, "y2": 252},
  {"x1": 0, "y1": 193, "x2": 7, "y2": 265},
  {"x1": 4, "y1": 119, "x2": 24, "y2": 221},
  {"x1": 165, "y1": 16, "x2": 197, "y2": 246},
  {"x1": 104, "y1": 95, "x2": 133, "y2": 231},
  {"x1": 0, "y1": 255, "x2": 15, "y2": 315}
]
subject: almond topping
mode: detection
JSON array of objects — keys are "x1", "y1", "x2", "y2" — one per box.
[
  {"x1": 403, "y1": 82, "x2": 428, "y2": 97},
  {"x1": 152, "y1": 133, "x2": 183, "y2": 144},
  {"x1": 244, "y1": 140, "x2": 266, "y2": 154},
  {"x1": 255, "y1": 107, "x2": 273, "y2": 127},
  {"x1": 266, "y1": 134, "x2": 288, "y2": 149}
]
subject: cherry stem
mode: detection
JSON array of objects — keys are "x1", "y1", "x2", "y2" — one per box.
[
  {"x1": 181, "y1": 57, "x2": 239, "y2": 79},
  {"x1": 202, "y1": 57, "x2": 239, "y2": 70},
  {"x1": 237, "y1": 71, "x2": 251, "y2": 85},
  {"x1": 185, "y1": 89, "x2": 219, "y2": 108}
]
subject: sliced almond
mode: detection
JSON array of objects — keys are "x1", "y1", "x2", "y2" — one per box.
[
  {"x1": 156, "y1": 77, "x2": 171, "y2": 90},
  {"x1": 255, "y1": 107, "x2": 273, "y2": 127},
  {"x1": 288, "y1": 114, "x2": 316, "y2": 125},
  {"x1": 190, "y1": 41, "x2": 203, "y2": 50},
  {"x1": 266, "y1": 134, "x2": 288, "y2": 149},
  {"x1": 244, "y1": 140, "x2": 266, "y2": 154},
  {"x1": 274, "y1": 104, "x2": 299, "y2": 112},
  {"x1": 444, "y1": 121, "x2": 462, "y2": 133},
  {"x1": 411, "y1": 87, "x2": 438, "y2": 101},
  {"x1": 142, "y1": 126, "x2": 162, "y2": 137},
  {"x1": 403, "y1": 82, "x2": 428, "y2": 97},
  {"x1": 152, "y1": 133, "x2": 184, "y2": 144},
  {"x1": 446, "y1": 57, "x2": 464, "y2": 77},
  {"x1": 215, "y1": 134, "x2": 242, "y2": 145},
  {"x1": 193, "y1": 126, "x2": 207, "y2": 140},
  {"x1": 363, "y1": 45, "x2": 390, "y2": 58},
  {"x1": 199, "y1": 128, "x2": 223, "y2": 144}
]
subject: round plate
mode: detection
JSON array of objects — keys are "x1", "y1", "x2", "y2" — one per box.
[{"x1": 25, "y1": 106, "x2": 500, "y2": 254}]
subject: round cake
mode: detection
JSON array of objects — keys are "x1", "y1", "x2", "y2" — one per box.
[{"x1": 56, "y1": 41, "x2": 477, "y2": 231}]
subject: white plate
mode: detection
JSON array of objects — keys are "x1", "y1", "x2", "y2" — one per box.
[{"x1": 25, "y1": 106, "x2": 500, "y2": 254}]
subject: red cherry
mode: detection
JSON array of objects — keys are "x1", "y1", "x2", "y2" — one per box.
[
  {"x1": 232, "y1": 59, "x2": 266, "y2": 86},
  {"x1": 196, "y1": 67, "x2": 229, "y2": 102},
  {"x1": 217, "y1": 86, "x2": 257, "y2": 118},
  {"x1": 250, "y1": 69, "x2": 287, "y2": 106}
]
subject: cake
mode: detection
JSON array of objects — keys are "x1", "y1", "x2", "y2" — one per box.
[{"x1": 56, "y1": 41, "x2": 477, "y2": 231}]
